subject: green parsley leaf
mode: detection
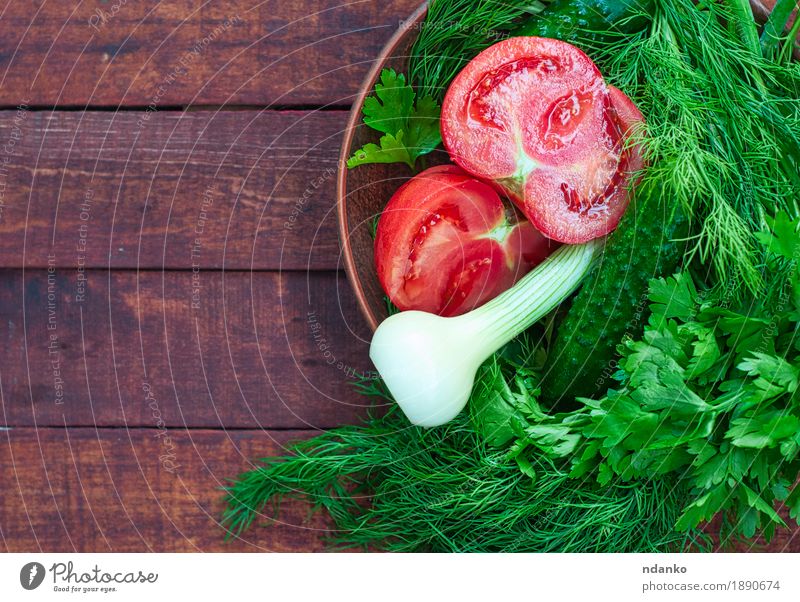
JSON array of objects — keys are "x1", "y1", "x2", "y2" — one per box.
[
  {"x1": 739, "y1": 483, "x2": 786, "y2": 528},
  {"x1": 786, "y1": 485, "x2": 800, "y2": 521},
  {"x1": 346, "y1": 131, "x2": 414, "y2": 169},
  {"x1": 470, "y1": 360, "x2": 523, "y2": 448},
  {"x1": 757, "y1": 211, "x2": 800, "y2": 263},
  {"x1": 737, "y1": 353, "x2": 799, "y2": 394},
  {"x1": 347, "y1": 69, "x2": 442, "y2": 170},
  {"x1": 727, "y1": 411, "x2": 800, "y2": 449},
  {"x1": 519, "y1": 230, "x2": 800, "y2": 543},
  {"x1": 648, "y1": 273, "x2": 699, "y2": 324},
  {"x1": 405, "y1": 95, "x2": 442, "y2": 159},
  {"x1": 361, "y1": 69, "x2": 414, "y2": 136}
]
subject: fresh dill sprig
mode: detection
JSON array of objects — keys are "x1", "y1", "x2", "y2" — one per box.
[
  {"x1": 222, "y1": 407, "x2": 708, "y2": 552},
  {"x1": 589, "y1": 0, "x2": 800, "y2": 300}
]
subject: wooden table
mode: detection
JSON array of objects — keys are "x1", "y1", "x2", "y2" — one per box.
[{"x1": 0, "y1": 0, "x2": 797, "y2": 553}]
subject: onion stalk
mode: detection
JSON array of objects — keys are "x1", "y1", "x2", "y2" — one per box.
[{"x1": 369, "y1": 239, "x2": 602, "y2": 426}]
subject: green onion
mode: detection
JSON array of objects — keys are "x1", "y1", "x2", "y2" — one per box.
[{"x1": 370, "y1": 240, "x2": 601, "y2": 427}]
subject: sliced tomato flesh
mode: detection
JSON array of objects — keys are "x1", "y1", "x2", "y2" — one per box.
[
  {"x1": 443, "y1": 38, "x2": 608, "y2": 191},
  {"x1": 608, "y1": 84, "x2": 645, "y2": 176},
  {"x1": 441, "y1": 37, "x2": 645, "y2": 244},
  {"x1": 374, "y1": 165, "x2": 554, "y2": 316},
  {"x1": 526, "y1": 85, "x2": 645, "y2": 242}
]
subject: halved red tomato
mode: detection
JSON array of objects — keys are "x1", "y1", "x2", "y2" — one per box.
[
  {"x1": 441, "y1": 37, "x2": 645, "y2": 244},
  {"x1": 608, "y1": 85, "x2": 645, "y2": 138},
  {"x1": 375, "y1": 165, "x2": 555, "y2": 317}
]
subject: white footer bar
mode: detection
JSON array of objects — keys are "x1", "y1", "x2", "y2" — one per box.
[{"x1": 1, "y1": 552, "x2": 798, "y2": 601}]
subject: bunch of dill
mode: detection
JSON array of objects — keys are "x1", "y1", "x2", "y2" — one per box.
[
  {"x1": 589, "y1": 0, "x2": 800, "y2": 300},
  {"x1": 223, "y1": 403, "x2": 707, "y2": 552}
]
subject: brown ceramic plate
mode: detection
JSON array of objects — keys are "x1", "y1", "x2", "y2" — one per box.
[
  {"x1": 336, "y1": 2, "x2": 432, "y2": 332},
  {"x1": 337, "y1": 1, "x2": 793, "y2": 333}
]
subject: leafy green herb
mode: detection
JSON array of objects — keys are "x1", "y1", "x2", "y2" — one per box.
[
  {"x1": 222, "y1": 404, "x2": 707, "y2": 552},
  {"x1": 347, "y1": 69, "x2": 441, "y2": 170},
  {"x1": 470, "y1": 331, "x2": 548, "y2": 446},
  {"x1": 591, "y1": 0, "x2": 800, "y2": 299},
  {"x1": 521, "y1": 212, "x2": 800, "y2": 544}
]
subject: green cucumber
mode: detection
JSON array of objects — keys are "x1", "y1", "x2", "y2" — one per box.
[
  {"x1": 542, "y1": 184, "x2": 688, "y2": 404},
  {"x1": 515, "y1": 0, "x2": 655, "y2": 45}
]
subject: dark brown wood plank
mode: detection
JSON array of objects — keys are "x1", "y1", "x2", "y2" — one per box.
[
  {"x1": 2, "y1": 426, "x2": 799, "y2": 552},
  {"x1": 0, "y1": 427, "x2": 332, "y2": 552},
  {"x1": 0, "y1": 0, "x2": 420, "y2": 107},
  {"x1": 0, "y1": 110, "x2": 366, "y2": 270},
  {"x1": 0, "y1": 269, "x2": 379, "y2": 429}
]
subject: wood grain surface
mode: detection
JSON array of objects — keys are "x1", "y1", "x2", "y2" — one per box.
[
  {"x1": 0, "y1": 0, "x2": 420, "y2": 107},
  {"x1": 0, "y1": 269, "x2": 374, "y2": 429},
  {"x1": 0, "y1": 427, "x2": 330, "y2": 552},
  {"x1": 0, "y1": 110, "x2": 350, "y2": 270}
]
